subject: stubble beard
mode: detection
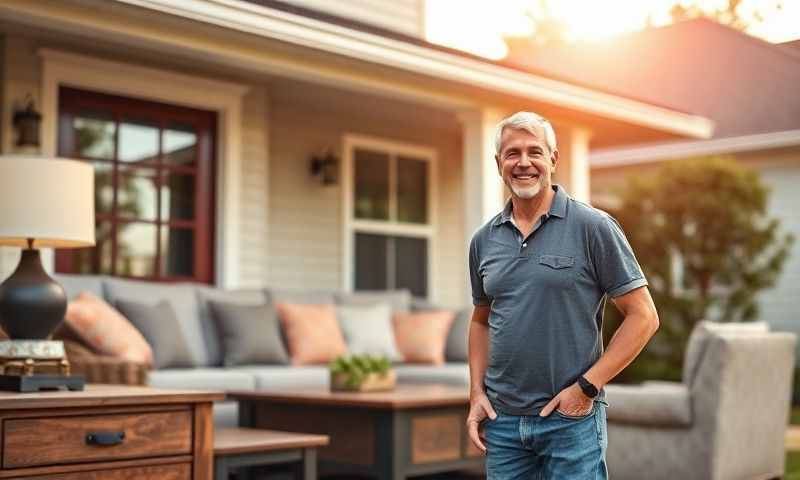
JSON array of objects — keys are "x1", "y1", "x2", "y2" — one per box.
[{"x1": 509, "y1": 176, "x2": 548, "y2": 200}]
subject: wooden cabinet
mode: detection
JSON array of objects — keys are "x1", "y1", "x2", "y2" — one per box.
[{"x1": 0, "y1": 385, "x2": 223, "y2": 479}]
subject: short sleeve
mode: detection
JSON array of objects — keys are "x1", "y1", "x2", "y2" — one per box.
[
  {"x1": 469, "y1": 235, "x2": 490, "y2": 306},
  {"x1": 591, "y1": 215, "x2": 648, "y2": 298}
]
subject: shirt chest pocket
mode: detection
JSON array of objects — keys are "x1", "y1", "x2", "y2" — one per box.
[{"x1": 534, "y1": 254, "x2": 576, "y2": 289}]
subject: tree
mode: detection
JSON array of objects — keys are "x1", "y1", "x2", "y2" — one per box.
[
  {"x1": 669, "y1": 0, "x2": 784, "y2": 32},
  {"x1": 604, "y1": 157, "x2": 794, "y2": 382}
]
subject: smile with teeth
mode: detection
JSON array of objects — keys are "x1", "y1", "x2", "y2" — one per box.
[{"x1": 513, "y1": 173, "x2": 539, "y2": 181}]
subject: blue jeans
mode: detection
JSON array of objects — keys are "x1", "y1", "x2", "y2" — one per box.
[{"x1": 484, "y1": 401, "x2": 608, "y2": 479}]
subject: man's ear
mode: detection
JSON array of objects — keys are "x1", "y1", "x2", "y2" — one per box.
[
  {"x1": 495, "y1": 154, "x2": 502, "y2": 176},
  {"x1": 550, "y1": 149, "x2": 559, "y2": 172}
]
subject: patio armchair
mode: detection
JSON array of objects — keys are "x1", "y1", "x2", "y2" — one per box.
[{"x1": 605, "y1": 321, "x2": 796, "y2": 480}]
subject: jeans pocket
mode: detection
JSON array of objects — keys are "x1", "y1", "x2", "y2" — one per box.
[{"x1": 554, "y1": 401, "x2": 596, "y2": 420}]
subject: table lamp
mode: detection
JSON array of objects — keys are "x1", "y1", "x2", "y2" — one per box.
[{"x1": 0, "y1": 155, "x2": 94, "y2": 392}]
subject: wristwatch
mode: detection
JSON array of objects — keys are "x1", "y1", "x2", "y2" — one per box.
[{"x1": 577, "y1": 375, "x2": 599, "y2": 399}]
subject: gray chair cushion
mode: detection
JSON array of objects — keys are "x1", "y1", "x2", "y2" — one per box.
[
  {"x1": 148, "y1": 367, "x2": 256, "y2": 391},
  {"x1": 268, "y1": 288, "x2": 337, "y2": 305},
  {"x1": 209, "y1": 301, "x2": 289, "y2": 366},
  {"x1": 115, "y1": 299, "x2": 194, "y2": 369},
  {"x1": 445, "y1": 308, "x2": 470, "y2": 362},
  {"x1": 393, "y1": 363, "x2": 469, "y2": 386},
  {"x1": 53, "y1": 273, "x2": 105, "y2": 300},
  {"x1": 104, "y1": 278, "x2": 209, "y2": 366},
  {"x1": 335, "y1": 290, "x2": 411, "y2": 313},
  {"x1": 230, "y1": 366, "x2": 330, "y2": 389},
  {"x1": 336, "y1": 303, "x2": 400, "y2": 361},
  {"x1": 196, "y1": 287, "x2": 269, "y2": 366},
  {"x1": 605, "y1": 382, "x2": 692, "y2": 427}
]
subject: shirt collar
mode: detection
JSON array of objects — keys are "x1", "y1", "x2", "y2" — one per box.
[{"x1": 493, "y1": 184, "x2": 568, "y2": 226}]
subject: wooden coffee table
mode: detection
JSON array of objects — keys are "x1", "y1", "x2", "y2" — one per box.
[{"x1": 228, "y1": 384, "x2": 483, "y2": 480}]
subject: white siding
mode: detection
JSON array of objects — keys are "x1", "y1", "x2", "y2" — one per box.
[
  {"x1": 280, "y1": 0, "x2": 425, "y2": 38},
  {"x1": 756, "y1": 163, "x2": 800, "y2": 337},
  {"x1": 268, "y1": 80, "x2": 465, "y2": 306}
]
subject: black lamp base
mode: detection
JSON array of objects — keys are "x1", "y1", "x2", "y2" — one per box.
[{"x1": 0, "y1": 374, "x2": 84, "y2": 392}]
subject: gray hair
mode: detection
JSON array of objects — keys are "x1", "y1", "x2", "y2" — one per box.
[{"x1": 494, "y1": 111, "x2": 557, "y2": 155}]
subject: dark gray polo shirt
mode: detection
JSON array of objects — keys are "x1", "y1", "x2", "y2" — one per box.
[{"x1": 469, "y1": 185, "x2": 647, "y2": 415}]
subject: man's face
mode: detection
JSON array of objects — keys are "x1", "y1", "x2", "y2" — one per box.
[{"x1": 495, "y1": 125, "x2": 558, "y2": 200}]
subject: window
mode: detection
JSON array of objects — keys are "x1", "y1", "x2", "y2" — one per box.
[
  {"x1": 345, "y1": 136, "x2": 435, "y2": 298},
  {"x1": 55, "y1": 87, "x2": 216, "y2": 283}
]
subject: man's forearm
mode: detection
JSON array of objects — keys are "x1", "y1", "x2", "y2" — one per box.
[
  {"x1": 584, "y1": 300, "x2": 658, "y2": 390},
  {"x1": 468, "y1": 308, "x2": 491, "y2": 397}
]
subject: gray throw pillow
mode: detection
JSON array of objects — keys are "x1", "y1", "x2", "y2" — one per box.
[
  {"x1": 445, "y1": 308, "x2": 471, "y2": 362},
  {"x1": 336, "y1": 303, "x2": 401, "y2": 361},
  {"x1": 208, "y1": 300, "x2": 290, "y2": 366},
  {"x1": 115, "y1": 299, "x2": 194, "y2": 369}
]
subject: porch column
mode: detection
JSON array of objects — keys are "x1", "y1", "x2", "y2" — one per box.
[
  {"x1": 459, "y1": 108, "x2": 507, "y2": 241},
  {"x1": 554, "y1": 126, "x2": 592, "y2": 202}
]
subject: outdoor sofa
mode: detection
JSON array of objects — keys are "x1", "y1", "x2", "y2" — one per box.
[{"x1": 53, "y1": 274, "x2": 471, "y2": 427}]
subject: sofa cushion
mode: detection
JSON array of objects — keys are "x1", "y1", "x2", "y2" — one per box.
[
  {"x1": 104, "y1": 278, "x2": 209, "y2": 367},
  {"x1": 393, "y1": 310, "x2": 454, "y2": 365},
  {"x1": 197, "y1": 287, "x2": 270, "y2": 366},
  {"x1": 116, "y1": 299, "x2": 194, "y2": 369},
  {"x1": 230, "y1": 365, "x2": 330, "y2": 389},
  {"x1": 53, "y1": 273, "x2": 105, "y2": 300},
  {"x1": 683, "y1": 320, "x2": 769, "y2": 386},
  {"x1": 604, "y1": 382, "x2": 692, "y2": 427},
  {"x1": 336, "y1": 303, "x2": 400, "y2": 361},
  {"x1": 148, "y1": 367, "x2": 256, "y2": 391},
  {"x1": 65, "y1": 292, "x2": 153, "y2": 366},
  {"x1": 394, "y1": 363, "x2": 469, "y2": 386},
  {"x1": 336, "y1": 290, "x2": 411, "y2": 313},
  {"x1": 209, "y1": 300, "x2": 289, "y2": 366},
  {"x1": 213, "y1": 401, "x2": 240, "y2": 428},
  {"x1": 276, "y1": 303, "x2": 348, "y2": 365},
  {"x1": 268, "y1": 288, "x2": 336, "y2": 305},
  {"x1": 445, "y1": 308, "x2": 471, "y2": 362}
]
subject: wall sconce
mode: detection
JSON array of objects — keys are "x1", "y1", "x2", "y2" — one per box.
[
  {"x1": 310, "y1": 149, "x2": 338, "y2": 186},
  {"x1": 12, "y1": 95, "x2": 42, "y2": 148}
]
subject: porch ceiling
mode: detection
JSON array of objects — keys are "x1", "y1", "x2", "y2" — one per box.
[{"x1": 0, "y1": 0, "x2": 713, "y2": 148}]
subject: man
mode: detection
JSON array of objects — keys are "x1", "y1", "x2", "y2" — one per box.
[{"x1": 466, "y1": 111, "x2": 659, "y2": 479}]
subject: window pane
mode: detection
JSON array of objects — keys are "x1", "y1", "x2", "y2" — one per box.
[
  {"x1": 161, "y1": 227, "x2": 194, "y2": 277},
  {"x1": 119, "y1": 119, "x2": 159, "y2": 164},
  {"x1": 73, "y1": 115, "x2": 115, "y2": 160},
  {"x1": 395, "y1": 236, "x2": 428, "y2": 297},
  {"x1": 163, "y1": 123, "x2": 197, "y2": 166},
  {"x1": 162, "y1": 171, "x2": 195, "y2": 221},
  {"x1": 92, "y1": 161, "x2": 114, "y2": 216},
  {"x1": 354, "y1": 149, "x2": 389, "y2": 220},
  {"x1": 397, "y1": 156, "x2": 428, "y2": 224},
  {"x1": 116, "y1": 222, "x2": 157, "y2": 277},
  {"x1": 117, "y1": 167, "x2": 158, "y2": 221},
  {"x1": 68, "y1": 222, "x2": 113, "y2": 274},
  {"x1": 355, "y1": 233, "x2": 388, "y2": 291}
]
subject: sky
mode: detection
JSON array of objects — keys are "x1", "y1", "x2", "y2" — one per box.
[{"x1": 426, "y1": 0, "x2": 800, "y2": 59}]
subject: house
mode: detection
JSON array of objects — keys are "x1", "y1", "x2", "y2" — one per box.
[
  {"x1": 507, "y1": 19, "x2": 800, "y2": 337},
  {"x1": 0, "y1": 0, "x2": 711, "y2": 308}
]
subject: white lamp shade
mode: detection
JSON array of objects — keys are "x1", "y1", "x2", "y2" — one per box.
[{"x1": 0, "y1": 155, "x2": 95, "y2": 248}]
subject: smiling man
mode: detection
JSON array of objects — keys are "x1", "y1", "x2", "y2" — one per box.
[{"x1": 466, "y1": 111, "x2": 659, "y2": 479}]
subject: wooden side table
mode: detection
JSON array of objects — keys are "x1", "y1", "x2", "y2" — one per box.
[
  {"x1": 0, "y1": 384, "x2": 223, "y2": 479},
  {"x1": 214, "y1": 427, "x2": 328, "y2": 480}
]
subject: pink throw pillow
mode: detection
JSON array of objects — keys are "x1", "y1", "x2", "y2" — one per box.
[
  {"x1": 276, "y1": 303, "x2": 348, "y2": 365},
  {"x1": 393, "y1": 311, "x2": 455, "y2": 365},
  {"x1": 65, "y1": 291, "x2": 154, "y2": 366}
]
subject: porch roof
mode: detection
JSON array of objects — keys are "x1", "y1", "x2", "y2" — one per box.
[{"x1": 0, "y1": 0, "x2": 713, "y2": 147}]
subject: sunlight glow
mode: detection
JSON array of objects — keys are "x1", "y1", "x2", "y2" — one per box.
[{"x1": 426, "y1": 0, "x2": 800, "y2": 59}]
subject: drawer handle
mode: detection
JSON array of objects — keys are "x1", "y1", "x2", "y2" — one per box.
[{"x1": 85, "y1": 431, "x2": 125, "y2": 446}]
